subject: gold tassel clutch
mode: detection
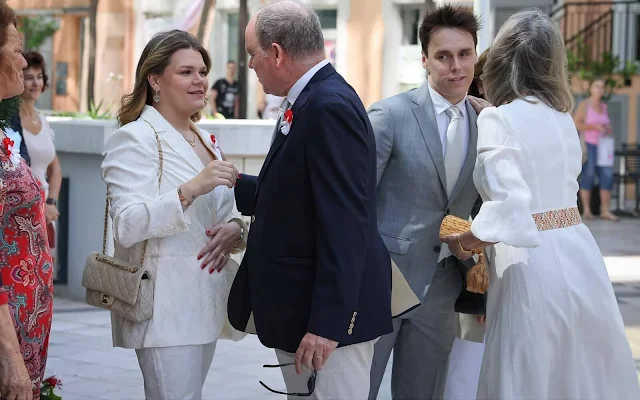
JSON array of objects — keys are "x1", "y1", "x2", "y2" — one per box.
[{"x1": 439, "y1": 215, "x2": 489, "y2": 294}]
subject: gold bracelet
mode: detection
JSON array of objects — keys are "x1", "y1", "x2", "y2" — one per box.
[
  {"x1": 177, "y1": 187, "x2": 190, "y2": 207},
  {"x1": 229, "y1": 217, "x2": 246, "y2": 242},
  {"x1": 457, "y1": 236, "x2": 471, "y2": 253}
]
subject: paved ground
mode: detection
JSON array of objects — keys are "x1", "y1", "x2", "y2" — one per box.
[{"x1": 44, "y1": 218, "x2": 640, "y2": 400}]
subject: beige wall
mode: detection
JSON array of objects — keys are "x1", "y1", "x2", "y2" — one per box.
[
  {"x1": 93, "y1": 0, "x2": 134, "y2": 110},
  {"x1": 345, "y1": 0, "x2": 384, "y2": 108},
  {"x1": 52, "y1": 15, "x2": 81, "y2": 111}
]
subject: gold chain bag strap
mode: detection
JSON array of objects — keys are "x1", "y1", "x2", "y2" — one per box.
[{"x1": 81, "y1": 118, "x2": 164, "y2": 322}]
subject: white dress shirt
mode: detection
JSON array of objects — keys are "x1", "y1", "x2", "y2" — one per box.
[{"x1": 428, "y1": 82, "x2": 469, "y2": 158}]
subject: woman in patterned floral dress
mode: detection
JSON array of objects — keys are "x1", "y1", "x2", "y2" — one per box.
[{"x1": 0, "y1": 2, "x2": 54, "y2": 399}]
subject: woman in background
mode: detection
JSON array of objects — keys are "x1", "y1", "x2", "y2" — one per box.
[
  {"x1": 573, "y1": 78, "x2": 618, "y2": 221},
  {"x1": 18, "y1": 50, "x2": 62, "y2": 260}
]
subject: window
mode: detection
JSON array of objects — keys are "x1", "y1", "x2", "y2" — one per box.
[
  {"x1": 636, "y1": 14, "x2": 640, "y2": 62},
  {"x1": 401, "y1": 7, "x2": 421, "y2": 46},
  {"x1": 316, "y1": 9, "x2": 337, "y2": 30}
]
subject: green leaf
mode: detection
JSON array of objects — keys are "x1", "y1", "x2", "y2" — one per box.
[
  {"x1": 19, "y1": 16, "x2": 59, "y2": 50},
  {"x1": 0, "y1": 97, "x2": 20, "y2": 132}
]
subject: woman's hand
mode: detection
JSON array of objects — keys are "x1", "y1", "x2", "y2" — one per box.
[
  {"x1": 44, "y1": 204, "x2": 59, "y2": 223},
  {"x1": 186, "y1": 160, "x2": 240, "y2": 198},
  {"x1": 442, "y1": 234, "x2": 474, "y2": 260},
  {"x1": 198, "y1": 222, "x2": 242, "y2": 274},
  {"x1": 468, "y1": 96, "x2": 493, "y2": 114},
  {"x1": 0, "y1": 354, "x2": 32, "y2": 400}
]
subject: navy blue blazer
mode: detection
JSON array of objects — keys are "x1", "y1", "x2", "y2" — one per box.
[{"x1": 229, "y1": 64, "x2": 393, "y2": 353}]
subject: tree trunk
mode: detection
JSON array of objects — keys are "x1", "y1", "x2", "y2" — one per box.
[
  {"x1": 197, "y1": 0, "x2": 215, "y2": 43},
  {"x1": 237, "y1": 0, "x2": 248, "y2": 119},
  {"x1": 87, "y1": 0, "x2": 99, "y2": 111}
]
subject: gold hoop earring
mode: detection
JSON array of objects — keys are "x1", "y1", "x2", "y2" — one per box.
[{"x1": 153, "y1": 89, "x2": 160, "y2": 103}]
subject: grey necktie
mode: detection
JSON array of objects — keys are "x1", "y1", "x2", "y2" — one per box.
[
  {"x1": 270, "y1": 98, "x2": 291, "y2": 145},
  {"x1": 439, "y1": 105, "x2": 464, "y2": 262},
  {"x1": 444, "y1": 106, "x2": 464, "y2": 197}
]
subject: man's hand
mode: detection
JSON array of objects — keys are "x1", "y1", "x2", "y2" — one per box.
[
  {"x1": 295, "y1": 333, "x2": 338, "y2": 374},
  {"x1": 468, "y1": 96, "x2": 493, "y2": 114},
  {"x1": 0, "y1": 354, "x2": 32, "y2": 400}
]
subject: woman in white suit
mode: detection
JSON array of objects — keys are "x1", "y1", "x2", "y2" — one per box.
[{"x1": 101, "y1": 30, "x2": 246, "y2": 400}]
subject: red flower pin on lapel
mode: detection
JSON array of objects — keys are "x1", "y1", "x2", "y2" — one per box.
[
  {"x1": 280, "y1": 109, "x2": 294, "y2": 135},
  {"x1": 2, "y1": 136, "x2": 20, "y2": 166}
]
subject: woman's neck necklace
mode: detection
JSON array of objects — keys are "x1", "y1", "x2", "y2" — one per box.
[
  {"x1": 184, "y1": 129, "x2": 197, "y2": 147},
  {"x1": 20, "y1": 106, "x2": 38, "y2": 123}
]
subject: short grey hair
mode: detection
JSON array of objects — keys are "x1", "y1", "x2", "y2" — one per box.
[
  {"x1": 482, "y1": 8, "x2": 573, "y2": 112},
  {"x1": 256, "y1": 0, "x2": 325, "y2": 63}
]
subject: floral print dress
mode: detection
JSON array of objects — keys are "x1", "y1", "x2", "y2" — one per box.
[{"x1": 0, "y1": 131, "x2": 53, "y2": 397}]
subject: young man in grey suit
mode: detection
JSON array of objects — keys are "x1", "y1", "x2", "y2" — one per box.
[{"x1": 368, "y1": 5, "x2": 483, "y2": 399}]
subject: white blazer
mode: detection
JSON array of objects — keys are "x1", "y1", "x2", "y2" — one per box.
[{"x1": 101, "y1": 106, "x2": 245, "y2": 349}]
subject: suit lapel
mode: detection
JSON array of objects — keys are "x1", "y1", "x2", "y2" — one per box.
[
  {"x1": 255, "y1": 64, "x2": 336, "y2": 196},
  {"x1": 448, "y1": 99, "x2": 478, "y2": 203},
  {"x1": 412, "y1": 85, "x2": 447, "y2": 194},
  {"x1": 194, "y1": 124, "x2": 222, "y2": 160},
  {"x1": 140, "y1": 106, "x2": 203, "y2": 172}
]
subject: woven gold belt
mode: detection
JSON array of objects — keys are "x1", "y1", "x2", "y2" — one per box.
[{"x1": 532, "y1": 207, "x2": 582, "y2": 231}]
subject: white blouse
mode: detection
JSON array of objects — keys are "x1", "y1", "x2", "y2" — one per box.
[{"x1": 23, "y1": 114, "x2": 56, "y2": 195}]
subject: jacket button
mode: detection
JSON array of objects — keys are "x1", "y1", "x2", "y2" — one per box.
[{"x1": 433, "y1": 246, "x2": 441, "y2": 253}]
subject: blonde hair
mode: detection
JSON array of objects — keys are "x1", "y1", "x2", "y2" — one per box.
[
  {"x1": 482, "y1": 9, "x2": 574, "y2": 112},
  {"x1": 118, "y1": 30, "x2": 212, "y2": 127}
]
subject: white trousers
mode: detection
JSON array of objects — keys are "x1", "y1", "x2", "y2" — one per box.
[
  {"x1": 135, "y1": 342, "x2": 216, "y2": 400},
  {"x1": 275, "y1": 339, "x2": 376, "y2": 400},
  {"x1": 444, "y1": 338, "x2": 485, "y2": 400}
]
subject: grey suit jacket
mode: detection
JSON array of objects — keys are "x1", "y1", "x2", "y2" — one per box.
[{"x1": 369, "y1": 83, "x2": 480, "y2": 302}]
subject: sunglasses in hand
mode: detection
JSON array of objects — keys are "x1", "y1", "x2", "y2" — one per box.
[{"x1": 260, "y1": 362, "x2": 317, "y2": 397}]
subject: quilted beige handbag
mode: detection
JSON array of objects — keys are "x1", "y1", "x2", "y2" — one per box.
[{"x1": 81, "y1": 118, "x2": 162, "y2": 322}]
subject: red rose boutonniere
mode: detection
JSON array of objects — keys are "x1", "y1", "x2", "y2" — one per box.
[
  {"x1": 2, "y1": 136, "x2": 20, "y2": 166},
  {"x1": 280, "y1": 109, "x2": 293, "y2": 135},
  {"x1": 210, "y1": 134, "x2": 222, "y2": 156}
]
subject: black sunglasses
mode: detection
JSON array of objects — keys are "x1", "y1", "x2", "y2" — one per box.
[{"x1": 259, "y1": 362, "x2": 317, "y2": 397}]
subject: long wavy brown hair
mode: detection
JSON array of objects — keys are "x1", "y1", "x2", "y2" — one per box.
[
  {"x1": 0, "y1": 0, "x2": 17, "y2": 85},
  {"x1": 117, "y1": 30, "x2": 212, "y2": 127}
]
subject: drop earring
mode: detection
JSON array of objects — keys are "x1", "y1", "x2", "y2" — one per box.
[{"x1": 153, "y1": 89, "x2": 160, "y2": 103}]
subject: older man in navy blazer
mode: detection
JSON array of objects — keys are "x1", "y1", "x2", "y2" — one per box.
[{"x1": 227, "y1": 1, "x2": 392, "y2": 398}]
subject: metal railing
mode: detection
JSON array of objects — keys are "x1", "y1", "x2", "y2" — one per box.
[{"x1": 550, "y1": 1, "x2": 639, "y2": 67}]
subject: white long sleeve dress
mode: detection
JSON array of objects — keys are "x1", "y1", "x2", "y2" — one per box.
[{"x1": 471, "y1": 99, "x2": 640, "y2": 399}]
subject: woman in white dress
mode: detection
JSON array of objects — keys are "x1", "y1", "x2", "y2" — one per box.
[
  {"x1": 442, "y1": 10, "x2": 640, "y2": 399},
  {"x1": 18, "y1": 51, "x2": 62, "y2": 263},
  {"x1": 101, "y1": 30, "x2": 247, "y2": 400}
]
